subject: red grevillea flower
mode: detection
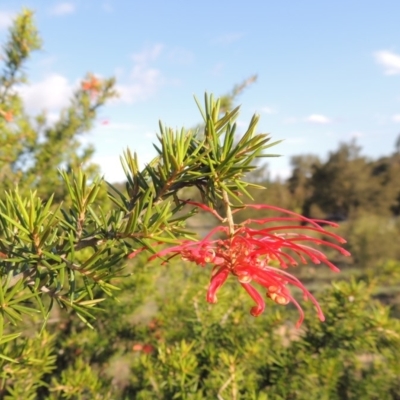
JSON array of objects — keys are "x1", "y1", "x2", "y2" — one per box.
[
  {"x1": 81, "y1": 75, "x2": 101, "y2": 97},
  {"x1": 0, "y1": 109, "x2": 13, "y2": 122},
  {"x1": 151, "y1": 203, "x2": 350, "y2": 328},
  {"x1": 132, "y1": 343, "x2": 155, "y2": 354}
]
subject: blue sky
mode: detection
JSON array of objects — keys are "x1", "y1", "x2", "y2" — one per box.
[{"x1": 1, "y1": 0, "x2": 400, "y2": 182}]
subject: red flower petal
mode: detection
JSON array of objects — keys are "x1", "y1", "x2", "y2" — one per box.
[
  {"x1": 240, "y1": 283, "x2": 265, "y2": 316},
  {"x1": 206, "y1": 267, "x2": 230, "y2": 303}
]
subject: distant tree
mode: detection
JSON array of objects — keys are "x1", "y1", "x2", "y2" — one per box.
[
  {"x1": 391, "y1": 135, "x2": 400, "y2": 215},
  {"x1": 302, "y1": 139, "x2": 400, "y2": 219},
  {"x1": 395, "y1": 133, "x2": 400, "y2": 154},
  {"x1": 0, "y1": 10, "x2": 117, "y2": 202},
  {"x1": 304, "y1": 141, "x2": 373, "y2": 219},
  {"x1": 369, "y1": 153, "x2": 400, "y2": 216},
  {"x1": 287, "y1": 154, "x2": 321, "y2": 214}
]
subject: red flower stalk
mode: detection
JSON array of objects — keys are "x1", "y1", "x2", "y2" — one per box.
[{"x1": 151, "y1": 203, "x2": 350, "y2": 328}]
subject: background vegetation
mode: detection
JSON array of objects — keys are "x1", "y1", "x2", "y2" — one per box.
[{"x1": 0, "y1": 9, "x2": 399, "y2": 399}]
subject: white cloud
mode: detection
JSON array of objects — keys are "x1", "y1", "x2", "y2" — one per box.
[
  {"x1": 49, "y1": 2, "x2": 76, "y2": 16},
  {"x1": 131, "y1": 44, "x2": 163, "y2": 64},
  {"x1": 95, "y1": 151, "x2": 155, "y2": 183},
  {"x1": 37, "y1": 112, "x2": 60, "y2": 126},
  {"x1": 18, "y1": 73, "x2": 73, "y2": 112},
  {"x1": 117, "y1": 68, "x2": 162, "y2": 104},
  {"x1": 270, "y1": 167, "x2": 291, "y2": 180},
  {"x1": 374, "y1": 50, "x2": 400, "y2": 75},
  {"x1": 116, "y1": 44, "x2": 166, "y2": 104},
  {"x1": 305, "y1": 114, "x2": 332, "y2": 124},
  {"x1": 94, "y1": 155, "x2": 125, "y2": 182},
  {"x1": 0, "y1": 11, "x2": 14, "y2": 30},
  {"x1": 392, "y1": 114, "x2": 400, "y2": 122}
]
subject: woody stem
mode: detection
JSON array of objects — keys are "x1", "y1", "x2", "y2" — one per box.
[{"x1": 222, "y1": 189, "x2": 235, "y2": 237}]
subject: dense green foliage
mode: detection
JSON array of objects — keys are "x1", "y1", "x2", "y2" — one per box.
[
  {"x1": 0, "y1": 9, "x2": 399, "y2": 399},
  {"x1": 291, "y1": 141, "x2": 400, "y2": 220},
  {"x1": 2, "y1": 260, "x2": 400, "y2": 399}
]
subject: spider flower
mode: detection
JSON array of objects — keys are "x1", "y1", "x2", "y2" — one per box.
[
  {"x1": 0, "y1": 109, "x2": 13, "y2": 122},
  {"x1": 81, "y1": 75, "x2": 101, "y2": 97},
  {"x1": 152, "y1": 203, "x2": 350, "y2": 327}
]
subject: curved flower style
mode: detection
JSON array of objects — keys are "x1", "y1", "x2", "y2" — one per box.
[{"x1": 152, "y1": 203, "x2": 350, "y2": 328}]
